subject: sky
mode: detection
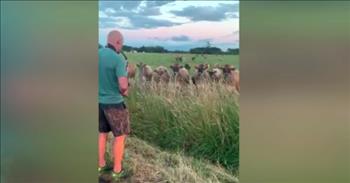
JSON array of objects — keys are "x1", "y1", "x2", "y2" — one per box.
[{"x1": 99, "y1": 1, "x2": 239, "y2": 51}]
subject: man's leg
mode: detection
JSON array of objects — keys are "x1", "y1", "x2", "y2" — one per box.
[
  {"x1": 98, "y1": 133, "x2": 108, "y2": 167},
  {"x1": 113, "y1": 135, "x2": 126, "y2": 173}
]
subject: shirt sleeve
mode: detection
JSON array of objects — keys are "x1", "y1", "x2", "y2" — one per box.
[{"x1": 115, "y1": 55, "x2": 128, "y2": 78}]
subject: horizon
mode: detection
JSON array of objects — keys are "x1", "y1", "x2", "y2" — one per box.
[
  {"x1": 99, "y1": 0, "x2": 239, "y2": 51},
  {"x1": 98, "y1": 43, "x2": 239, "y2": 52}
]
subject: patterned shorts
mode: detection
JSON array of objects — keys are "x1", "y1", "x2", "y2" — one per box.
[{"x1": 99, "y1": 103, "x2": 130, "y2": 137}]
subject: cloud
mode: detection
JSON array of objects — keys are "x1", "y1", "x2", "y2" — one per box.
[
  {"x1": 99, "y1": 16, "x2": 133, "y2": 29},
  {"x1": 171, "y1": 35, "x2": 191, "y2": 41},
  {"x1": 99, "y1": 10, "x2": 108, "y2": 18},
  {"x1": 100, "y1": 15, "x2": 179, "y2": 29},
  {"x1": 198, "y1": 38, "x2": 214, "y2": 43},
  {"x1": 137, "y1": 6, "x2": 161, "y2": 16},
  {"x1": 99, "y1": 1, "x2": 174, "y2": 16},
  {"x1": 99, "y1": 1, "x2": 142, "y2": 12},
  {"x1": 105, "y1": 7, "x2": 116, "y2": 15},
  {"x1": 99, "y1": 1, "x2": 238, "y2": 29},
  {"x1": 149, "y1": 35, "x2": 191, "y2": 42},
  {"x1": 130, "y1": 15, "x2": 179, "y2": 29},
  {"x1": 146, "y1": 1, "x2": 175, "y2": 7},
  {"x1": 170, "y1": 3, "x2": 238, "y2": 21},
  {"x1": 99, "y1": 1, "x2": 177, "y2": 29}
]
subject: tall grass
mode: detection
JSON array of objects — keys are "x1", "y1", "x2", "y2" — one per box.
[{"x1": 126, "y1": 81, "x2": 239, "y2": 173}]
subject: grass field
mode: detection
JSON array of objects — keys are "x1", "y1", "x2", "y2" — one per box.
[
  {"x1": 125, "y1": 52, "x2": 240, "y2": 72},
  {"x1": 102, "y1": 52, "x2": 239, "y2": 182},
  {"x1": 102, "y1": 137, "x2": 239, "y2": 183}
]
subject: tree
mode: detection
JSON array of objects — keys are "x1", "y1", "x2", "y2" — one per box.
[
  {"x1": 122, "y1": 45, "x2": 136, "y2": 52},
  {"x1": 226, "y1": 48, "x2": 239, "y2": 55},
  {"x1": 190, "y1": 47, "x2": 223, "y2": 54},
  {"x1": 206, "y1": 41, "x2": 211, "y2": 48},
  {"x1": 136, "y1": 46, "x2": 168, "y2": 53}
]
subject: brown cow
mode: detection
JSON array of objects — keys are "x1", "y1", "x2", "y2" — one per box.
[
  {"x1": 137, "y1": 62, "x2": 153, "y2": 83},
  {"x1": 127, "y1": 63, "x2": 136, "y2": 79},
  {"x1": 220, "y1": 64, "x2": 240, "y2": 92},
  {"x1": 153, "y1": 66, "x2": 170, "y2": 84},
  {"x1": 192, "y1": 64, "x2": 210, "y2": 85},
  {"x1": 170, "y1": 63, "x2": 191, "y2": 85}
]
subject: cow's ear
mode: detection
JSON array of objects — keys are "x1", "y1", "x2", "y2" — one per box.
[{"x1": 184, "y1": 64, "x2": 191, "y2": 70}]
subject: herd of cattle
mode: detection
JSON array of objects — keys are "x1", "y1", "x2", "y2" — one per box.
[{"x1": 126, "y1": 62, "x2": 240, "y2": 93}]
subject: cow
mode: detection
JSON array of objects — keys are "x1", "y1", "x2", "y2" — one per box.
[
  {"x1": 208, "y1": 67, "x2": 223, "y2": 83},
  {"x1": 137, "y1": 62, "x2": 153, "y2": 84},
  {"x1": 220, "y1": 64, "x2": 240, "y2": 92},
  {"x1": 174, "y1": 55, "x2": 183, "y2": 63},
  {"x1": 192, "y1": 64, "x2": 210, "y2": 85},
  {"x1": 170, "y1": 63, "x2": 191, "y2": 86},
  {"x1": 153, "y1": 66, "x2": 170, "y2": 84},
  {"x1": 127, "y1": 63, "x2": 136, "y2": 79}
]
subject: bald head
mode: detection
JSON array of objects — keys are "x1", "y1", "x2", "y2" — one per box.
[{"x1": 107, "y1": 30, "x2": 124, "y2": 53}]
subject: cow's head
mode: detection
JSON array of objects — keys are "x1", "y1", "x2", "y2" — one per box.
[
  {"x1": 220, "y1": 64, "x2": 236, "y2": 77},
  {"x1": 136, "y1": 62, "x2": 144, "y2": 68},
  {"x1": 195, "y1": 64, "x2": 209, "y2": 74},
  {"x1": 170, "y1": 63, "x2": 183, "y2": 75},
  {"x1": 208, "y1": 70, "x2": 217, "y2": 78},
  {"x1": 137, "y1": 62, "x2": 150, "y2": 75},
  {"x1": 154, "y1": 67, "x2": 167, "y2": 75}
]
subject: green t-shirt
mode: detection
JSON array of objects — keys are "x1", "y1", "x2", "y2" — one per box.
[{"x1": 99, "y1": 47, "x2": 128, "y2": 104}]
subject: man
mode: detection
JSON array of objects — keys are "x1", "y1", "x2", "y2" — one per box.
[{"x1": 98, "y1": 30, "x2": 129, "y2": 181}]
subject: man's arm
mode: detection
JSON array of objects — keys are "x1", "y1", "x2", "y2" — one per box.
[
  {"x1": 118, "y1": 77, "x2": 128, "y2": 96},
  {"x1": 115, "y1": 55, "x2": 129, "y2": 97}
]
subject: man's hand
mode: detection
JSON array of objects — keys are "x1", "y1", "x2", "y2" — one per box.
[{"x1": 120, "y1": 89, "x2": 128, "y2": 97}]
